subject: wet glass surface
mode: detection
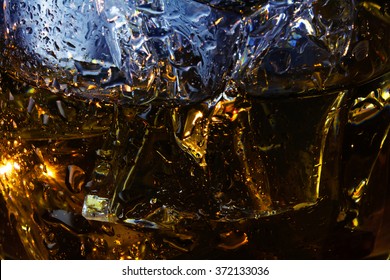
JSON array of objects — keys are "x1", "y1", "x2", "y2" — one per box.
[{"x1": 0, "y1": 0, "x2": 389, "y2": 259}]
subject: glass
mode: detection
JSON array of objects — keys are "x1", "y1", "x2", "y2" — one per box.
[{"x1": 0, "y1": 0, "x2": 389, "y2": 259}]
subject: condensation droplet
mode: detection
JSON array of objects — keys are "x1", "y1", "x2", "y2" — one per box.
[
  {"x1": 150, "y1": 198, "x2": 157, "y2": 205},
  {"x1": 25, "y1": 27, "x2": 33, "y2": 34}
]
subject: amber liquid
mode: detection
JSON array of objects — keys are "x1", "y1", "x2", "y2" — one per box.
[{"x1": 1, "y1": 71, "x2": 389, "y2": 259}]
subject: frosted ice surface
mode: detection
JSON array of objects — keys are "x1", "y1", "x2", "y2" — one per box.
[{"x1": 1, "y1": 0, "x2": 385, "y2": 103}]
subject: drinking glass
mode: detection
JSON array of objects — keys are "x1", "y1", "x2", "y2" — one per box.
[{"x1": 0, "y1": 0, "x2": 389, "y2": 259}]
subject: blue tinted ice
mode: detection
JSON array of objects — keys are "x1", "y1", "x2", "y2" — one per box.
[
  {"x1": 0, "y1": 0, "x2": 389, "y2": 103},
  {"x1": 0, "y1": 0, "x2": 240, "y2": 103},
  {"x1": 234, "y1": 0, "x2": 356, "y2": 94}
]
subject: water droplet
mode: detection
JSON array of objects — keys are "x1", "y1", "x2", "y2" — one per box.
[
  {"x1": 25, "y1": 27, "x2": 33, "y2": 34},
  {"x1": 150, "y1": 198, "x2": 157, "y2": 205}
]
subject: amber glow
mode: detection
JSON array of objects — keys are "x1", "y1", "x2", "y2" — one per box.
[
  {"x1": 0, "y1": 161, "x2": 13, "y2": 175},
  {"x1": 0, "y1": 159, "x2": 20, "y2": 175},
  {"x1": 40, "y1": 163, "x2": 57, "y2": 179}
]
